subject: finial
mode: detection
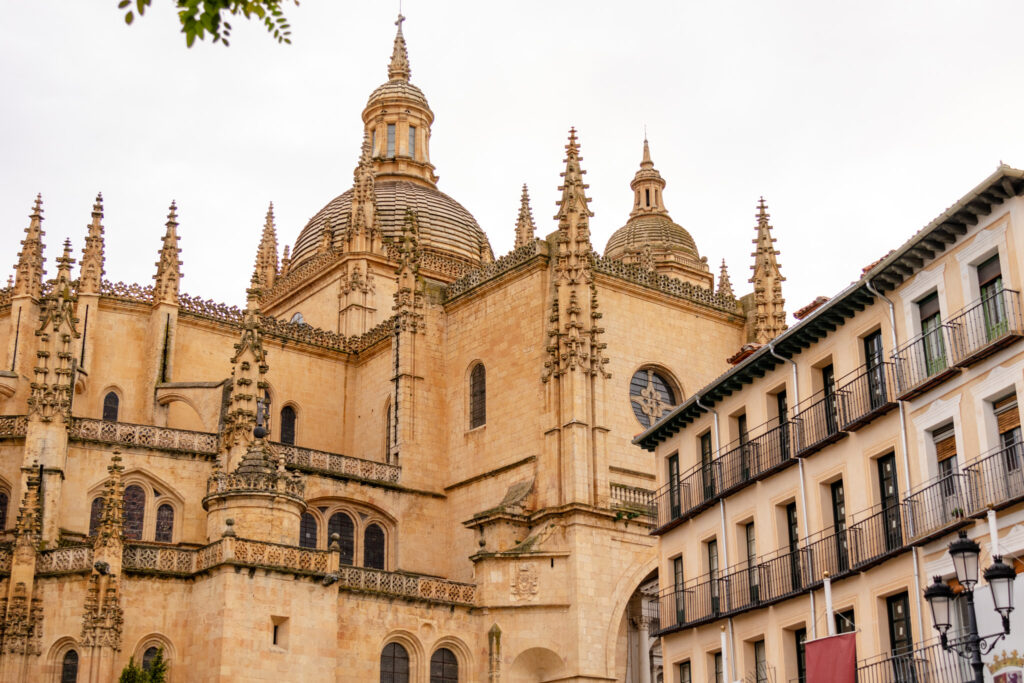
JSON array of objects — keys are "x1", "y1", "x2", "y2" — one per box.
[
  {"x1": 566, "y1": 127, "x2": 580, "y2": 157},
  {"x1": 92, "y1": 193, "x2": 104, "y2": 216},
  {"x1": 757, "y1": 196, "x2": 769, "y2": 221},
  {"x1": 641, "y1": 137, "x2": 653, "y2": 167},
  {"x1": 388, "y1": 13, "x2": 411, "y2": 81},
  {"x1": 59, "y1": 238, "x2": 74, "y2": 264},
  {"x1": 514, "y1": 183, "x2": 537, "y2": 249},
  {"x1": 167, "y1": 200, "x2": 178, "y2": 225},
  {"x1": 32, "y1": 193, "x2": 43, "y2": 217}
]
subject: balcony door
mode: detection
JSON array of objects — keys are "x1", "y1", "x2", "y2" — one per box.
[
  {"x1": 978, "y1": 255, "x2": 1007, "y2": 340},
  {"x1": 919, "y1": 293, "x2": 946, "y2": 376},
  {"x1": 776, "y1": 390, "x2": 789, "y2": 459},
  {"x1": 700, "y1": 432, "x2": 715, "y2": 501},
  {"x1": 745, "y1": 522, "x2": 759, "y2": 603},
  {"x1": 667, "y1": 453, "x2": 681, "y2": 519},
  {"x1": 886, "y1": 592, "x2": 917, "y2": 682},
  {"x1": 864, "y1": 331, "x2": 886, "y2": 410},
  {"x1": 831, "y1": 480, "x2": 849, "y2": 573},
  {"x1": 708, "y1": 540, "x2": 720, "y2": 615},
  {"x1": 786, "y1": 502, "x2": 801, "y2": 591},
  {"x1": 822, "y1": 363, "x2": 838, "y2": 435},
  {"x1": 672, "y1": 555, "x2": 685, "y2": 626},
  {"x1": 878, "y1": 453, "x2": 902, "y2": 552}
]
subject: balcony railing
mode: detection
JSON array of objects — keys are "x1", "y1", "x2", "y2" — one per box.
[
  {"x1": 838, "y1": 362, "x2": 898, "y2": 431},
  {"x1": 609, "y1": 483, "x2": 655, "y2": 520},
  {"x1": 964, "y1": 439, "x2": 1024, "y2": 512},
  {"x1": 793, "y1": 390, "x2": 847, "y2": 457},
  {"x1": 655, "y1": 500, "x2": 909, "y2": 635},
  {"x1": 857, "y1": 637, "x2": 969, "y2": 683},
  {"x1": 903, "y1": 472, "x2": 972, "y2": 545},
  {"x1": 892, "y1": 325, "x2": 959, "y2": 400},
  {"x1": 69, "y1": 417, "x2": 219, "y2": 455},
  {"x1": 948, "y1": 288, "x2": 1024, "y2": 367},
  {"x1": 652, "y1": 421, "x2": 796, "y2": 532},
  {"x1": 275, "y1": 442, "x2": 401, "y2": 485}
]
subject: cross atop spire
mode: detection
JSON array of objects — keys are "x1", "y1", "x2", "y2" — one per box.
[{"x1": 388, "y1": 13, "x2": 411, "y2": 82}]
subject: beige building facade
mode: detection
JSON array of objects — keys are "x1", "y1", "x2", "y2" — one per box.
[
  {"x1": 0, "y1": 17, "x2": 784, "y2": 683},
  {"x1": 640, "y1": 167, "x2": 1024, "y2": 682}
]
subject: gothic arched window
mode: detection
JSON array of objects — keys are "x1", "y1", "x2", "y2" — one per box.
[
  {"x1": 88, "y1": 498, "x2": 103, "y2": 536},
  {"x1": 280, "y1": 405, "x2": 297, "y2": 445},
  {"x1": 61, "y1": 650, "x2": 79, "y2": 683},
  {"x1": 380, "y1": 642, "x2": 409, "y2": 683},
  {"x1": 328, "y1": 512, "x2": 355, "y2": 566},
  {"x1": 629, "y1": 368, "x2": 678, "y2": 429},
  {"x1": 155, "y1": 504, "x2": 174, "y2": 543},
  {"x1": 364, "y1": 523, "x2": 386, "y2": 569},
  {"x1": 102, "y1": 391, "x2": 119, "y2": 422},
  {"x1": 0, "y1": 490, "x2": 8, "y2": 530},
  {"x1": 299, "y1": 512, "x2": 318, "y2": 549},
  {"x1": 142, "y1": 646, "x2": 160, "y2": 672},
  {"x1": 430, "y1": 648, "x2": 459, "y2": 683},
  {"x1": 123, "y1": 485, "x2": 145, "y2": 541},
  {"x1": 469, "y1": 364, "x2": 486, "y2": 429}
]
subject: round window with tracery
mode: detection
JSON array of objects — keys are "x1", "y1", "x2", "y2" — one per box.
[{"x1": 630, "y1": 368, "x2": 678, "y2": 429}]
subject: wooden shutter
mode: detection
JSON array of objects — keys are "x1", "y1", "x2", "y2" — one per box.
[
  {"x1": 995, "y1": 395, "x2": 1020, "y2": 434},
  {"x1": 977, "y1": 255, "x2": 1002, "y2": 287},
  {"x1": 934, "y1": 434, "x2": 957, "y2": 463}
]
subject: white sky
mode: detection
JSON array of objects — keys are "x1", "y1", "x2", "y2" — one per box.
[{"x1": 3, "y1": 1, "x2": 1024, "y2": 318}]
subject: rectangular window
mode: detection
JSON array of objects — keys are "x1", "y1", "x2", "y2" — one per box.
[
  {"x1": 371, "y1": 130, "x2": 376, "y2": 155},
  {"x1": 794, "y1": 628, "x2": 807, "y2": 682},
  {"x1": 701, "y1": 432, "x2": 715, "y2": 499},
  {"x1": 886, "y1": 592, "x2": 913, "y2": 655},
  {"x1": 408, "y1": 126, "x2": 416, "y2": 159},
  {"x1": 831, "y1": 479, "x2": 849, "y2": 572},
  {"x1": 672, "y1": 555, "x2": 685, "y2": 625},
  {"x1": 786, "y1": 502, "x2": 802, "y2": 590},
  {"x1": 776, "y1": 390, "x2": 790, "y2": 457},
  {"x1": 713, "y1": 652, "x2": 723, "y2": 683},
  {"x1": 994, "y1": 394, "x2": 1022, "y2": 472},
  {"x1": 737, "y1": 413, "x2": 750, "y2": 477},
  {"x1": 386, "y1": 124, "x2": 396, "y2": 157},
  {"x1": 822, "y1": 363, "x2": 838, "y2": 434},
  {"x1": 754, "y1": 639, "x2": 767, "y2": 683},
  {"x1": 979, "y1": 255, "x2": 1008, "y2": 341},
  {"x1": 678, "y1": 661, "x2": 691, "y2": 683},
  {"x1": 667, "y1": 453, "x2": 681, "y2": 518},
  {"x1": 835, "y1": 608, "x2": 856, "y2": 634},
  {"x1": 708, "y1": 539, "x2": 720, "y2": 614},
  {"x1": 918, "y1": 292, "x2": 947, "y2": 375},
  {"x1": 745, "y1": 522, "x2": 759, "y2": 601},
  {"x1": 878, "y1": 453, "x2": 902, "y2": 551},
  {"x1": 864, "y1": 330, "x2": 887, "y2": 409},
  {"x1": 933, "y1": 425, "x2": 959, "y2": 496}
]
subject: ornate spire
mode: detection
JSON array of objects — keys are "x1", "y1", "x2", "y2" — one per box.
[
  {"x1": 280, "y1": 244, "x2": 291, "y2": 277},
  {"x1": 749, "y1": 197, "x2": 787, "y2": 343},
  {"x1": 544, "y1": 129, "x2": 608, "y2": 381},
  {"x1": 79, "y1": 193, "x2": 105, "y2": 295},
  {"x1": 514, "y1": 184, "x2": 536, "y2": 248},
  {"x1": 347, "y1": 132, "x2": 383, "y2": 252},
  {"x1": 221, "y1": 273, "x2": 270, "y2": 455},
  {"x1": 13, "y1": 194, "x2": 46, "y2": 300},
  {"x1": 254, "y1": 202, "x2": 278, "y2": 290},
  {"x1": 317, "y1": 219, "x2": 335, "y2": 255},
  {"x1": 28, "y1": 239, "x2": 79, "y2": 423},
  {"x1": 13, "y1": 465, "x2": 42, "y2": 543},
  {"x1": 629, "y1": 137, "x2": 669, "y2": 218},
  {"x1": 717, "y1": 259, "x2": 734, "y2": 300},
  {"x1": 388, "y1": 13, "x2": 410, "y2": 82},
  {"x1": 392, "y1": 210, "x2": 425, "y2": 333},
  {"x1": 92, "y1": 453, "x2": 125, "y2": 554},
  {"x1": 153, "y1": 201, "x2": 182, "y2": 306}
]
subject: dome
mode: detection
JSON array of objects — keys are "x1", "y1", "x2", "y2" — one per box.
[
  {"x1": 366, "y1": 80, "x2": 430, "y2": 110},
  {"x1": 290, "y1": 180, "x2": 494, "y2": 269},
  {"x1": 604, "y1": 214, "x2": 700, "y2": 260}
]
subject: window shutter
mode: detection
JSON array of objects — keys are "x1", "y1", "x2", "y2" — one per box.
[
  {"x1": 918, "y1": 292, "x2": 941, "y2": 320},
  {"x1": 977, "y1": 255, "x2": 1002, "y2": 287},
  {"x1": 994, "y1": 395, "x2": 1020, "y2": 434},
  {"x1": 934, "y1": 435, "x2": 957, "y2": 463}
]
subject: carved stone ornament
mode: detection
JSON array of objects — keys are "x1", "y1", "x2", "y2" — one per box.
[{"x1": 510, "y1": 562, "x2": 539, "y2": 602}]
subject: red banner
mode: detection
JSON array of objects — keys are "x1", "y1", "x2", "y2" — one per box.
[{"x1": 806, "y1": 633, "x2": 856, "y2": 683}]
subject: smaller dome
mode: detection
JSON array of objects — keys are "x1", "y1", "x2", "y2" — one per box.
[
  {"x1": 605, "y1": 215, "x2": 699, "y2": 260},
  {"x1": 366, "y1": 80, "x2": 430, "y2": 110}
]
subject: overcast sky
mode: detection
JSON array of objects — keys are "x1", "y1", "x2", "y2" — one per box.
[{"x1": 3, "y1": 1, "x2": 1024, "y2": 319}]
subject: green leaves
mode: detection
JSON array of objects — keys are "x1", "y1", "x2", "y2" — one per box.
[{"x1": 117, "y1": 0, "x2": 298, "y2": 47}]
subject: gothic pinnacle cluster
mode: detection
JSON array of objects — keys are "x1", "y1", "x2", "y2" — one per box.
[
  {"x1": 347, "y1": 132, "x2": 383, "y2": 253},
  {"x1": 28, "y1": 239, "x2": 80, "y2": 423},
  {"x1": 153, "y1": 202, "x2": 183, "y2": 306},
  {"x1": 254, "y1": 202, "x2": 279, "y2": 290},
  {"x1": 514, "y1": 184, "x2": 536, "y2": 248},
  {"x1": 748, "y1": 197, "x2": 787, "y2": 343},
  {"x1": 13, "y1": 195, "x2": 45, "y2": 300}
]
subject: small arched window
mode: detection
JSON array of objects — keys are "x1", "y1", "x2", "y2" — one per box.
[
  {"x1": 328, "y1": 512, "x2": 355, "y2": 566},
  {"x1": 142, "y1": 646, "x2": 162, "y2": 672},
  {"x1": 469, "y1": 364, "x2": 486, "y2": 429},
  {"x1": 155, "y1": 504, "x2": 174, "y2": 543},
  {"x1": 380, "y1": 642, "x2": 409, "y2": 683},
  {"x1": 299, "y1": 512, "x2": 318, "y2": 549},
  {"x1": 0, "y1": 490, "x2": 8, "y2": 530},
  {"x1": 629, "y1": 368, "x2": 678, "y2": 429},
  {"x1": 61, "y1": 650, "x2": 79, "y2": 683},
  {"x1": 123, "y1": 485, "x2": 145, "y2": 541},
  {"x1": 88, "y1": 498, "x2": 103, "y2": 536},
  {"x1": 102, "y1": 392, "x2": 119, "y2": 422},
  {"x1": 430, "y1": 648, "x2": 459, "y2": 683},
  {"x1": 280, "y1": 405, "x2": 297, "y2": 445},
  {"x1": 364, "y1": 523, "x2": 386, "y2": 569}
]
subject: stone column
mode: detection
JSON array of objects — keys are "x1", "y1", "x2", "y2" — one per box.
[{"x1": 631, "y1": 615, "x2": 652, "y2": 683}]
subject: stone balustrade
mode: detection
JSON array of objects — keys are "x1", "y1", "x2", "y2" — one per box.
[
  {"x1": 69, "y1": 417, "x2": 219, "y2": 456},
  {"x1": 123, "y1": 544, "x2": 196, "y2": 575},
  {"x1": 35, "y1": 545, "x2": 93, "y2": 575},
  {"x1": 0, "y1": 415, "x2": 27, "y2": 439},
  {"x1": 337, "y1": 566, "x2": 477, "y2": 606},
  {"x1": 233, "y1": 538, "x2": 329, "y2": 574},
  {"x1": 205, "y1": 470, "x2": 305, "y2": 499},
  {"x1": 275, "y1": 442, "x2": 401, "y2": 485}
]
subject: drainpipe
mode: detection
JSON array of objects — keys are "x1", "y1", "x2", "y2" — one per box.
[
  {"x1": 768, "y1": 340, "x2": 816, "y2": 639},
  {"x1": 865, "y1": 280, "x2": 925, "y2": 638},
  {"x1": 697, "y1": 395, "x2": 735, "y2": 680}
]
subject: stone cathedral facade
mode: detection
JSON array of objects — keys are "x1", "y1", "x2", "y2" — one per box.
[{"x1": 0, "y1": 17, "x2": 786, "y2": 683}]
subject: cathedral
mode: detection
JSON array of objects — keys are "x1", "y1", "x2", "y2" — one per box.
[{"x1": 0, "y1": 16, "x2": 785, "y2": 683}]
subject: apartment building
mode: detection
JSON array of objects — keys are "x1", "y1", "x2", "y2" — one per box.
[{"x1": 637, "y1": 166, "x2": 1024, "y2": 683}]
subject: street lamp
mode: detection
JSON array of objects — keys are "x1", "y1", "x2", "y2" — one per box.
[{"x1": 924, "y1": 530, "x2": 1016, "y2": 683}]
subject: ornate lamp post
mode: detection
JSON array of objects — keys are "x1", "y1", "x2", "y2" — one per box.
[{"x1": 923, "y1": 530, "x2": 1016, "y2": 683}]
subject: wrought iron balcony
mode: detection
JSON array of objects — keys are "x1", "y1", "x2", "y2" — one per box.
[
  {"x1": 948, "y1": 288, "x2": 1024, "y2": 367},
  {"x1": 892, "y1": 325, "x2": 959, "y2": 400},
  {"x1": 964, "y1": 439, "x2": 1024, "y2": 512},
  {"x1": 652, "y1": 421, "x2": 796, "y2": 532},
  {"x1": 837, "y1": 361, "x2": 898, "y2": 431},
  {"x1": 793, "y1": 389, "x2": 847, "y2": 457},
  {"x1": 903, "y1": 472, "x2": 973, "y2": 545},
  {"x1": 856, "y1": 637, "x2": 967, "y2": 683}
]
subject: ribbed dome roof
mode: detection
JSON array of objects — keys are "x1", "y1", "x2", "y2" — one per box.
[
  {"x1": 604, "y1": 215, "x2": 699, "y2": 260},
  {"x1": 366, "y1": 80, "x2": 430, "y2": 109},
  {"x1": 291, "y1": 180, "x2": 493, "y2": 268}
]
